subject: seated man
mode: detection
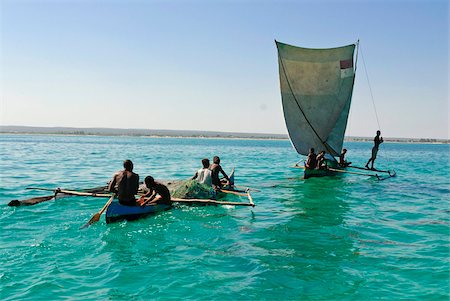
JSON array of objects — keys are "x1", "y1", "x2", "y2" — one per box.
[
  {"x1": 209, "y1": 156, "x2": 230, "y2": 190},
  {"x1": 192, "y1": 158, "x2": 212, "y2": 186},
  {"x1": 339, "y1": 148, "x2": 352, "y2": 167},
  {"x1": 305, "y1": 148, "x2": 317, "y2": 169},
  {"x1": 108, "y1": 159, "x2": 139, "y2": 206},
  {"x1": 316, "y1": 151, "x2": 327, "y2": 169},
  {"x1": 138, "y1": 176, "x2": 171, "y2": 206}
]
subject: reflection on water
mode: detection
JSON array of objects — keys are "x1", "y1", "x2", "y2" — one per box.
[{"x1": 0, "y1": 135, "x2": 448, "y2": 300}]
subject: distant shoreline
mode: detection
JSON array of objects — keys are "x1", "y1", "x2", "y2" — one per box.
[{"x1": 0, "y1": 126, "x2": 448, "y2": 144}]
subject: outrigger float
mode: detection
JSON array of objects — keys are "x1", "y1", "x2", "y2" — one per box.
[{"x1": 275, "y1": 40, "x2": 395, "y2": 180}]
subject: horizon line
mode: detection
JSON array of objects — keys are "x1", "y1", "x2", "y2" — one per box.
[{"x1": 0, "y1": 125, "x2": 449, "y2": 141}]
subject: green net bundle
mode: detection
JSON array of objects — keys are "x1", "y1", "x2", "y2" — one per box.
[{"x1": 169, "y1": 179, "x2": 213, "y2": 199}]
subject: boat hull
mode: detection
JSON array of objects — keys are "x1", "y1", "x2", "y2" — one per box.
[
  {"x1": 302, "y1": 159, "x2": 341, "y2": 179},
  {"x1": 303, "y1": 168, "x2": 338, "y2": 179},
  {"x1": 105, "y1": 202, "x2": 171, "y2": 223}
]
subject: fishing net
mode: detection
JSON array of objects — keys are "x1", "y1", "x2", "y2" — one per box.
[{"x1": 168, "y1": 179, "x2": 214, "y2": 199}]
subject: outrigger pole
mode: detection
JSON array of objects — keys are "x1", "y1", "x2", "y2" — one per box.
[{"x1": 327, "y1": 167, "x2": 396, "y2": 180}]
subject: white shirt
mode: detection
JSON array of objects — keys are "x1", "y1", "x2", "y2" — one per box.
[{"x1": 197, "y1": 168, "x2": 212, "y2": 186}]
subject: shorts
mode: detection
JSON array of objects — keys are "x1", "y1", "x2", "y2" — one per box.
[{"x1": 371, "y1": 147, "x2": 378, "y2": 159}]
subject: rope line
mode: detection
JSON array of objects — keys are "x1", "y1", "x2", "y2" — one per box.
[
  {"x1": 360, "y1": 44, "x2": 381, "y2": 131},
  {"x1": 359, "y1": 42, "x2": 393, "y2": 169}
]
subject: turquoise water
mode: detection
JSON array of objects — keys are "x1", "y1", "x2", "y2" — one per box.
[{"x1": 0, "y1": 134, "x2": 448, "y2": 300}]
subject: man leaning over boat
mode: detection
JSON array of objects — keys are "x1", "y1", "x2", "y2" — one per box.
[{"x1": 137, "y1": 176, "x2": 171, "y2": 206}]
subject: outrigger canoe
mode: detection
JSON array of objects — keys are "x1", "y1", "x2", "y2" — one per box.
[
  {"x1": 9, "y1": 169, "x2": 255, "y2": 226},
  {"x1": 105, "y1": 202, "x2": 171, "y2": 223},
  {"x1": 293, "y1": 161, "x2": 396, "y2": 180}
]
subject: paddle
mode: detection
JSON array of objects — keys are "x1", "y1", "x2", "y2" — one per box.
[{"x1": 80, "y1": 194, "x2": 115, "y2": 229}]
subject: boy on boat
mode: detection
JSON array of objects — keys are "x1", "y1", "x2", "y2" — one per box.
[
  {"x1": 192, "y1": 158, "x2": 212, "y2": 186},
  {"x1": 365, "y1": 130, "x2": 383, "y2": 170},
  {"x1": 339, "y1": 148, "x2": 352, "y2": 167},
  {"x1": 209, "y1": 156, "x2": 231, "y2": 190},
  {"x1": 108, "y1": 159, "x2": 139, "y2": 206},
  {"x1": 138, "y1": 176, "x2": 171, "y2": 206},
  {"x1": 305, "y1": 148, "x2": 317, "y2": 169}
]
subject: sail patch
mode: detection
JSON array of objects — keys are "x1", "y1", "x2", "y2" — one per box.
[{"x1": 340, "y1": 59, "x2": 354, "y2": 78}]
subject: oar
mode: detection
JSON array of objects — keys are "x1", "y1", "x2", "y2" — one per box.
[{"x1": 80, "y1": 194, "x2": 115, "y2": 229}]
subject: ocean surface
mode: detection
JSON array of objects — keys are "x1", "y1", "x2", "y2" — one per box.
[{"x1": 0, "y1": 134, "x2": 448, "y2": 300}]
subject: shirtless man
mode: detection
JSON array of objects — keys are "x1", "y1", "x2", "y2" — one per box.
[
  {"x1": 316, "y1": 151, "x2": 327, "y2": 169},
  {"x1": 138, "y1": 176, "x2": 171, "y2": 206},
  {"x1": 108, "y1": 159, "x2": 139, "y2": 206},
  {"x1": 192, "y1": 158, "x2": 212, "y2": 186},
  {"x1": 339, "y1": 148, "x2": 352, "y2": 167},
  {"x1": 305, "y1": 148, "x2": 317, "y2": 169},
  {"x1": 209, "y1": 156, "x2": 230, "y2": 190},
  {"x1": 365, "y1": 130, "x2": 383, "y2": 170}
]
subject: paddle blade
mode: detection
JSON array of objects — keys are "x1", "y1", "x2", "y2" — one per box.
[{"x1": 80, "y1": 213, "x2": 101, "y2": 229}]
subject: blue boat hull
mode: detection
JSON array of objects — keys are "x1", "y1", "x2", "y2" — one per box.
[{"x1": 105, "y1": 202, "x2": 172, "y2": 223}]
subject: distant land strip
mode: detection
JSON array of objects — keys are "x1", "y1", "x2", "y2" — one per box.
[{"x1": 0, "y1": 126, "x2": 448, "y2": 144}]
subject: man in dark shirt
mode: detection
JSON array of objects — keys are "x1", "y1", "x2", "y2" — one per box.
[
  {"x1": 209, "y1": 156, "x2": 230, "y2": 190},
  {"x1": 365, "y1": 130, "x2": 384, "y2": 170},
  {"x1": 305, "y1": 148, "x2": 317, "y2": 169},
  {"x1": 108, "y1": 159, "x2": 139, "y2": 206},
  {"x1": 138, "y1": 176, "x2": 171, "y2": 206}
]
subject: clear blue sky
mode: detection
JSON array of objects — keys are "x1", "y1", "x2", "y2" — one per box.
[{"x1": 1, "y1": 0, "x2": 448, "y2": 139}]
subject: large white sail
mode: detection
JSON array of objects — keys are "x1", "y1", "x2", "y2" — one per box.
[{"x1": 276, "y1": 41, "x2": 356, "y2": 157}]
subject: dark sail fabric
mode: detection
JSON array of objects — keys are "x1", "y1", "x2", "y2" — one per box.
[{"x1": 276, "y1": 41, "x2": 356, "y2": 157}]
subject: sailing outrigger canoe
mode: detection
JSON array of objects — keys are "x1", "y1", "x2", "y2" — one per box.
[{"x1": 275, "y1": 40, "x2": 395, "y2": 180}]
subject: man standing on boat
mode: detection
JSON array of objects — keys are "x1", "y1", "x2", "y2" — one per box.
[
  {"x1": 365, "y1": 130, "x2": 384, "y2": 170},
  {"x1": 108, "y1": 159, "x2": 139, "y2": 206},
  {"x1": 192, "y1": 158, "x2": 212, "y2": 186},
  {"x1": 210, "y1": 156, "x2": 230, "y2": 190},
  {"x1": 138, "y1": 176, "x2": 171, "y2": 206},
  {"x1": 305, "y1": 148, "x2": 317, "y2": 169}
]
